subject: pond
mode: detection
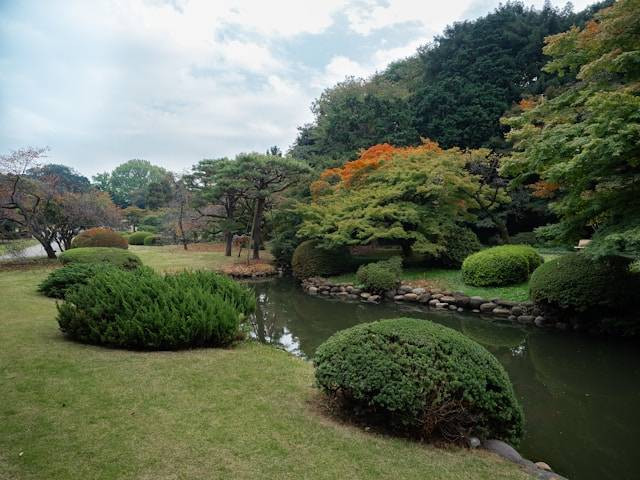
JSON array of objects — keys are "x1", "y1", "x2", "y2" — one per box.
[{"x1": 249, "y1": 277, "x2": 640, "y2": 480}]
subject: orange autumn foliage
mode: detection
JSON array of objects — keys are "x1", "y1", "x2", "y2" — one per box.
[
  {"x1": 531, "y1": 180, "x2": 560, "y2": 198},
  {"x1": 518, "y1": 98, "x2": 537, "y2": 111},
  {"x1": 320, "y1": 140, "x2": 442, "y2": 188}
]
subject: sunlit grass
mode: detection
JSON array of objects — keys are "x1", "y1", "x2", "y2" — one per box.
[{"x1": 0, "y1": 254, "x2": 528, "y2": 480}]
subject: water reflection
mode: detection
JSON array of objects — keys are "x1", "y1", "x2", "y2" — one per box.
[{"x1": 248, "y1": 278, "x2": 640, "y2": 480}]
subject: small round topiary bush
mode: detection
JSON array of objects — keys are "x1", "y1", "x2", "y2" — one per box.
[
  {"x1": 356, "y1": 256, "x2": 402, "y2": 292},
  {"x1": 529, "y1": 253, "x2": 637, "y2": 313},
  {"x1": 143, "y1": 234, "x2": 165, "y2": 246},
  {"x1": 314, "y1": 318, "x2": 524, "y2": 445},
  {"x1": 38, "y1": 263, "x2": 116, "y2": 299},
  {"x1": 59, "y1": 247, "x2": 142, "y2": 270},
  {"x1": 291, "y1": 240, "x2": 351, "y2": 279},
  {"x1": 56, "y1": 268, "x2": 256, "y2": 350},
  {"x1": 71, "y1": 227, "x2": 128, "y2": 249},
  {"x1": 461, "y1": 245, "x2": 543, "y2": 287},
  {"x1": 128, "y1": 231, "x2": 154, "y2": 245}
]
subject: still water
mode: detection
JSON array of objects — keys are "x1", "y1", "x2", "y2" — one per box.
[{"x1": 249, "y1": 278, "x2": 640, "y2": 480}]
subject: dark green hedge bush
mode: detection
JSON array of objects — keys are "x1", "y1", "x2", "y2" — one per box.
[
  {"x1": 438, "y1": 226, "x2": 482, "y2": 268},
  {"x1": 356, "y1": 256, "x2": 402, "y2": 292},
  {"x1": 314, "y1": 318, "x2": 524, "y2": 445},
  {"x1": 38, "y1": 263, "x2": 115, "y2": 299},
  {"x1": 529, "y1": 253, "x2": 637, "y2": 313},
  {"x1": 57, "y1": 268, "x2": 256, "y2": 350},
  {"x1": 59, "y1": 247, "x2": 142, "y2": 270},
  {"x1": 291, "y1": 240, "x2": 351, "y2": 279},
  {"x1": 461, "y1": 245, "x2": 543, "y2": 287},
  {"x1": 128, "y1": 231, "x2": 154, "y2": 245},
  {"x1": 71, "y1": 227, "x2": 128, "y2": 249}
]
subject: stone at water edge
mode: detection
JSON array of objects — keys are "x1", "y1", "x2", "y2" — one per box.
[
  {"x1": 308, "y1": 286, "x2": 318, "y2": 295},
  {"x1": 411, "y1": 287, "x2": 426, "y2": 295},
  {"x1": 403, "y1": 293, "x2": 419, "y2": 301},
  {"x1": 535, "y1": 462, "x2": 552, "y2": 472},
  {"x1": 482, "y1": 439, "x2": 523, "y2": 463},
  {"x1": 480, "y1": 302, "x2": 497, "y2": 313},
  {"x1": 467, "y1": 437, "x2": 481, "y2": 449}
]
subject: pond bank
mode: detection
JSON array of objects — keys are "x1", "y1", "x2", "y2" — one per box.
[{"x1": 301, "y1": 276, "x2": 565, "y2": 330}]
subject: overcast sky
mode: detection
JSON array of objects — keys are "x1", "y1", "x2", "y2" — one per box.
[{"x1": 0, "y1": 0, "x2": 594, "y2": 177}]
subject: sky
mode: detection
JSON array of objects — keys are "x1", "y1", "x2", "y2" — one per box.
[{"x1": 0, "y1": 0, "x2": 594, "y2": 177}]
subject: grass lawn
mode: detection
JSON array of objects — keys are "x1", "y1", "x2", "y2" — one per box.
[
  {"x1": 332, "y1": 249, "x2": 569, "y2": 302},
  {"x1": 0, "y1": 253, "x2": 528, "y2": 479},
  {"x1": 130, "y1": 244, "x2": 273, "y2": 273}
]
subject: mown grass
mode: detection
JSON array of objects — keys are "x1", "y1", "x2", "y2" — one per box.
[
  {"x1": 130, "y1": 244, "x2": 273, "y2": 273},
  {"x1": 0, "y1": 255, "x2": 528, "y2": 480}
]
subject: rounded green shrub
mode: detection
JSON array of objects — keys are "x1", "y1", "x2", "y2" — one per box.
[
  {"x1": 438, "y1": 226, "x2": 482, "y2": 268},
  {"x1": 128, "y1": 231, "x2": 154, "y2": 245},
  {"x1": 291, "y1": 240, "x2": 351, "y2": 279},
  {"x1": 38, "y1": 263, "x2": 116, "y2": 299},
  {"x1": 356, "y1": 256, "x2": 402, "y2": 292},
  {"x1": 71, "y1": 227, "x2": 128, "y2": 249},
  {"x1": 529, "y1": 253, "x2": 637, "y2": 313},
  {"x1": 59, "y1": 247, "x2": 142, "y2": 270},
  {"x1": 56, "y1": 268, "x2": 256, "y2": 350},
  {"x1": 143, "y1": 234, "x2": 165, "y2": 246},
  {"x1": 314, "y1": 318, "x2": 524, "y2": 445},
  {"x1": 461, "y1": 245, "x2": 543, "y2": 287}
]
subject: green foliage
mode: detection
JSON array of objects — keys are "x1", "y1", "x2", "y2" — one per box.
[
  {"x1": 71, "y1": 227, "x2": 129, "y2": 249},
  {"x1": 529, "y1": 253, "x2": 638, "y2": 313},
  {"x1": 356, "y1": 256, "x2": 403, "y2": 292},
  {"x1": 59, "y1": 247, "x2": 142, "y2": 270},
  {"x1": 290, "y1": 3, "x2": 603, "y2": 164},
  {"x1": 436, "y1": 226, "x2": 482, "y2": 268},
  {"x1": 143, "y1": 234, "x2": 164, "y2": 246},
  {"x1": 462, "y1": 245, "x2": 542, "y2": 287},
  {"x1": 299, "y1": 146, "x2": 490, "y2": 257},
  {"x1": 268, "y1": 204, "x2": 304, "y2": 269},
  {"x1": 291, "y1": 240, "x2": 351, "y2": 279},
  {"x1": 314, "y1": 318, "x2": 524, "y2": 445},
  {"x1": 27, "y1": 164, "x2": 90, "y2": 193},
  {"x1": 93, "y1": 159, "x2": 169, "y2": 208},
  {"x1": 38, "y1": 263, "x2": 115, "y2": 299},
  {"x1": 128, "y1": 231, "x2": 154, "y2": 245},
  {"x1": 56, "y1": 268, "x2": 255, "y2": 350},
  {"x1": 509, "y1": 231, "x2": 538, "y2": 246},
  {"x1": 503, "y1": 0, "x2": 640, "y2": 259}
]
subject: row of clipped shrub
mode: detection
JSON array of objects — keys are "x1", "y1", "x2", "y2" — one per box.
[
  {"x1": 69, "y1": 227, "x2": 167, "y2": 249},
  {"x1": 356, "y1": 256, "x2": 403, "y2": 292}
]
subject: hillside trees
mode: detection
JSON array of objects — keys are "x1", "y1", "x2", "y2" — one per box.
[
  {"x1": 289, "y1": 2, "x2": 609, "y2": 166},
  {"x1": 502, "y1": 0, "x2": 640, "y2": 258}
]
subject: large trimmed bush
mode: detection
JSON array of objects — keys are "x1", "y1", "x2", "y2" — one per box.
[
  {"x1": 71, "y1": 227, "x2": 128, "y2": 249},
  {"x1": 128, "y1": 231, "x2": 154, "y2": 245},
  {"x1": 529, "y1": 253, "x2": 637, "y2": 313},
  {"x1": 356, "y1": 256, "x2": 402, "y2": 292},
  {"x1": 59, "y1": 247, "x2": 142, "y2": 270},
  {"x1": 57, "y1": 268, "x2": 256, "y2": 350},
  {"x1": 314, "y1": 318, "x2": 524, "y2": 445},
  {"x1": 291, "y1": 240, "x2": 351, "y2": 279},
  {"x1": 462, "y1": 245, "x2": 543, "y2": 287},
  {"x1": 38, "y1": 263, "x2": 115, "y2": 299}
]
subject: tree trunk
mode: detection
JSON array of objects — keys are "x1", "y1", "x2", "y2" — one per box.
[
  {"x1": 250, "y1": 197, "x2": 265, "y2": 260},
  {"x1": 42, "y1": 241, "x2": 57, "y2": 259},
  {"x1": 224, "y1": 232, "x2": 233, "y2": 256},
  {"x1": 491, "y1": 216, "x2": 510, "y2": 244},
  {"x1": 400, "y1": 241, "x2": 412, "y2": 258}
]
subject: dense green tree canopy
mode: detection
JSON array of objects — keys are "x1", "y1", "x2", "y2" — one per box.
[
  {"x1": 502, "y1": 0, "x2": 640, "y2": 258},
  {"x1": 298, "y1": 143, "x2": 493, "y2": 257},
  {"x1": 289, "y1": 2, "x2": 609, "y2": 166},
  {"x1": 93, "y1": 159, "x2": 168, "y2": 208},
  {"x1": 27, "y1": 164, "x2": 90, "y2": 193}
]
